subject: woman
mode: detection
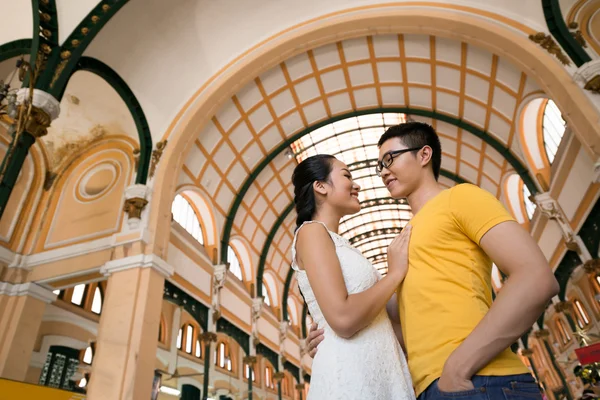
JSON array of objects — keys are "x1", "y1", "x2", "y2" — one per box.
[{"x1": 291, "y1": 154, "x2": 415, "y2": 399}]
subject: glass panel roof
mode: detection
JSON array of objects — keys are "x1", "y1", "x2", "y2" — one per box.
[{"x1": 291, "y1": 113, "x2": 411, "y2": 275}]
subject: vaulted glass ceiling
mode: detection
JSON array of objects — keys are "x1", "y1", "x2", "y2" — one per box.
[{"x1": 290, "y1": 113, "x2": 412, "y2": 275}]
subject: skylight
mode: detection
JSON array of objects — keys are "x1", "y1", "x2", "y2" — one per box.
[{"x1": 290, "y1": 113, "x2": 412, "y2": 275}]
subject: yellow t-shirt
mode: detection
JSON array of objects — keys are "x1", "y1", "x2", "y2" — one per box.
[{"x1": 398, "y1": 183, "x2": 529, "y2": 396}]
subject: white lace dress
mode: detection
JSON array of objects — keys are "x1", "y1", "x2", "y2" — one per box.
[{"x1": 292, "y1": 221, "x2": 415, "y2": 400}]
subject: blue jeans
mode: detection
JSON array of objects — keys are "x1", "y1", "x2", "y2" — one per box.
[{"x1": 418, "y1": 374, "x2": 542, "y2": 400}]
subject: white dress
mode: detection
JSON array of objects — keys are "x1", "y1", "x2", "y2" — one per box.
[{"x1": 292, "y1": 221, "x2": 416, "y2": 400}]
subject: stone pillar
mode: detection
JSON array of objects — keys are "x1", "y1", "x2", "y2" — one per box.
[
  {"x1": 86, "y1": 255, "x2": 173, "y2": 400},
  {"x1": 0, "y1": 282, "x2": 56, "y2": 380},
  {"x1": 535, "y1": 193, "x2": 592, "y2": 262}
]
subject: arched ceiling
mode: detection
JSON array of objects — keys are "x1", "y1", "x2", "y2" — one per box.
[
  {"x1": 3, "y1": 0, "x2": 551, "y2": 143},
  {"x1": 178, "y1": 32, "x2": 545, "y2": 297}
]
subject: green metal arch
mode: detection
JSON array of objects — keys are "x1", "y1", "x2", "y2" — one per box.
[
  {"x1": 26, "y1": 0, "x2": 59, "y2": 86},
  {"x1": 542, "y1": 0, "x2": 591, "y2": 67},
  {"x1": 36, "y1": 0, "x2": 130, "y2": 97},
  {"x1": 163, "y1": 280, "x2": 209, "y2": 331},
  {"x1": 73, "y1": 57, "x2": 152, "y2": 184},
  {"x1": 221, "y1": 108, "x2": 538, "y2": 266},
  {"x1": 0, "y1": 39, "x2": 33, "y2": 63},
  {"x1": 216, "y1": 317, "x2": 250, "y2": 355},
  {"x1": 280, "y1": 169, "x2": 470, "y2": 322}
]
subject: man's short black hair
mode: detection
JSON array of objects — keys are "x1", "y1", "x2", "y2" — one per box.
[{"x1": 378, "y1": 121, "x2": 442, "y2": 180}]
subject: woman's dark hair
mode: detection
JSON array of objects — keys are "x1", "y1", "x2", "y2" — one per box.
[{"x1": 292, "y1": 154, "x2": 336, "y2": 230}]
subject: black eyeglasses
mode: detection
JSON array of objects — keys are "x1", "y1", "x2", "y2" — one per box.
[{"x1": 375, "y1": 147, "x2": 423, "y2": 176}]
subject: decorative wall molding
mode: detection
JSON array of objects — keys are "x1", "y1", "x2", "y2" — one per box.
[
  {"x1": 15, "y1": 88, "x2": 61, "y2": 120},
  {"x1": 42, "y1": 304, "x2": 99, "y2": 336},
  {"x1": 0, "y1": 281, "x2": 57, "y2": 303},
  {"x1": 101, "y1": 253, "x2": 174, "y2": 278},
  {"x1": 573, "y1": 60, "x2": 600, "y2": 93}
]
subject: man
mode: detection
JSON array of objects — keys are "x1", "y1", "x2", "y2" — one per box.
[{"x1": 307, "y1": 122, "x2": 558, "y2": 399}]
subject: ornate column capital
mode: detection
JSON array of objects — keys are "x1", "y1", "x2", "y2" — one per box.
[
  {"x1": 100, "y1": 254, "x2": 174, "y2": 278},
  {"x1": 123, "y1": 184, "x2": 151, "y2": 229},
  {"x1": 583, "y1": 259, "x2": 600, "y2": 274},
  {"x1": 273, "y1": 371, "x2": 285, "y2": 382},
  {"x1": 0, "y1": 281, "x2": 57, "y2": 303},
  {"x1": 16, "y1": 88, "x2": 60, "y2": 120},
  {"x1": 532, "y1": 329, "x2": 550, "y2": 339},
  {"x1": 252, "y1": 297, "x2": 264, "y2": 321},
  {"x1": 243, "y1": 355, "x2": 257, "y2": 365},
  {"x1": 11, "y1": 89, "x2": 60, "y2": 138},
  {"x1": 199, "y1": 332, "x2": 218, "y2": 343},
  {"x1": 213, "y1": 264, "x2": 227, "y2": 290},
  {"x1": 553, "y1": 301, "x2": 572, "y2": 314},
  {"x1": 534, "y1": 192, "x2": 590, "y2": 257},
  {"x1": 521, "y1": 349, "x2": 534, "y2": 357},
  {"x1": 534, "y1": 192, "x2": 561, "y2": 220},
  {"x1": 211, "y1": 264, "x2": 227, "y2": 321},
  {"x1": 279, "y1": 320, "x2": 289, "y2": 343},
  {"x1": 573, "y1": 60, "x2": 600, "y2": 94}
]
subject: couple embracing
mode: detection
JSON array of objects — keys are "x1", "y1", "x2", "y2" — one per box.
[{"x1": 290, "y1": 122, "x2": 559, "y2": 400}]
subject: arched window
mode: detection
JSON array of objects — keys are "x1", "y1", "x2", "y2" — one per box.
[
  {"x1": 91, "y1": 287, "x2": 102, "y2": 314},
  {"x1": 78, "y1": 377, "x2": 87, "y2": 388},
  {"x1": 71, "y1": 284, "x2": 86, "y2": 306},
  {"x1": 556, "y1": 319, "x2": 571, "y2": 345},
  {"x1": 573, "y1": 299, "x2": 590, "y2": 328},
  {"x1": 214, "y1": 342, "x2": 232, "y2": 372},
  {"x1": 82, "y1": 346, "x2": 94, "y2": 365},
  {"x1": 185, "y1": 324, "x2": 194, "y2": 354},
  {"x1": 227, "y1": 245, "x2": 243, "y2": 281},
  {"x1": 195, "y1": 339, "x2": 202, "y2": 358},
  {"x1": 282, "y1": 373, "x2": 291, "y2": 396},
  {"x1": 244, "y1": 363, "x2": 256, "y2": 382},
  {"x1": 172, "y1": 194, "x2": 205, "y2": 245},
  {"x1": 176, "y1": 328, "x2": 183, "y2": 349},
  {"x1": 522, "y1": 184, "x2": 536, "y2": 220},
  {"x1": 265, "y1": 364, "x2": 275, "y2": 390},
  {"x1": 542, "y1": 100, "x2": 566, "y2": 164},
  {"x1": 263, "y1": 283, "x2": 271, "y2": 307},
  {"x1": 177, "y1": 323, "x2": 201, "y2": 356},
  {"x1": 61, "y1": 283, "x2": 104, "y2": 315}
]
